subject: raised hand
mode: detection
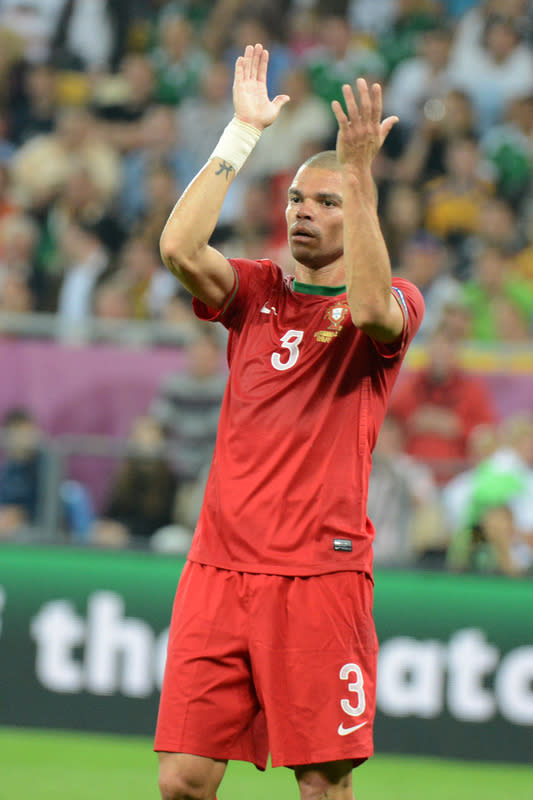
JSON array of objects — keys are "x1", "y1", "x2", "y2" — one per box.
[
  {"x1": 332, "y1": 78, "x2": 398, "y2": 170},
  {"x1": 233, "y1": 43, "x2": 290, "y2": 130}
]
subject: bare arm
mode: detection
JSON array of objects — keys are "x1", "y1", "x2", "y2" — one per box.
[
  {"x1": 159, "y1": 43, "x2": 289, "y2": 309},
  {"x1": 332, "y1": 80, "x2": 403, "y2": 342}
]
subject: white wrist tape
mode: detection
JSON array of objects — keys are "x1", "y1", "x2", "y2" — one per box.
[{"x1": 209, "y1": 116, "x2": 262, "y2": 174}]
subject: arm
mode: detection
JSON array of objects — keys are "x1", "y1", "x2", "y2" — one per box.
[
  {"x1": 332, "y1": 79, "x2": 402, "y2": 342},
  {"x1": 159, "y1": 43, "x2": 289, "y2": 309}
]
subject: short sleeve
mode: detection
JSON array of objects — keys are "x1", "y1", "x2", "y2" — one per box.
[
  {"x1": 192, "y1": 258, "x2": 282, "y2": 329},
  {"x1": 371, "y1": 278, "x2": 425, "y2": 359}
]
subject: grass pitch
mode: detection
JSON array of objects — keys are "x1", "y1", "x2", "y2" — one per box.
[{"x1": 1, "y1": 727, "x2": 532, "y2": 800}]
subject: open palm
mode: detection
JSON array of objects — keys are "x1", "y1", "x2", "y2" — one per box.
[{"x1": 233, "y1": 44, "x2": 290, "y2": 130}]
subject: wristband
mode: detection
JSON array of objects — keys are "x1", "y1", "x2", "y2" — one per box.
[{"x1": 209, "y1": 116, "x2": 262, "y2": 174}]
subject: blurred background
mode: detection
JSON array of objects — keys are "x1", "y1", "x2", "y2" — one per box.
[{"x1": 0, "y1": 0, "x2": 532, "y2": 789}]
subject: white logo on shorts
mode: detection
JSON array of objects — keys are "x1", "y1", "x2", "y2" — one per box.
[{"x1": 337, "y1": 721, "x2": 368, "y2": 736}]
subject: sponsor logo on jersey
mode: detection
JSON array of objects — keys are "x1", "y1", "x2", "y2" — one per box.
[
  {"x1": 314, "y1": 301, "x2": 350, "y2": 343},
  {"x1": 260, "y1": 303, "x2": 277, "y2": 315}
]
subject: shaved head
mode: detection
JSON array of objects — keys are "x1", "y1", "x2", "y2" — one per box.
[
  {"x1": 297, "y1": 149, "x2": 378, "y2": 206},
  {"x1": 300, "y1": 150, "x2": 341, "y2": 172}
]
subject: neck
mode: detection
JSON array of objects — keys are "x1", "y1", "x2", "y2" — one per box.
[{"x1": 294, "y1": 261, "x2": 346, "y2": 287}]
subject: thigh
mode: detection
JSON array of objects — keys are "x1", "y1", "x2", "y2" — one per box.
[
  {"x1": 250, "y1": 571, "x2": 378, "y2": 768},
  {"x1": 155, "y1": 562, "x2": 269, "y2": 769}
]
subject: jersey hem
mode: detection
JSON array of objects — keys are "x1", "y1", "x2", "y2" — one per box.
[{"x1": 187, "y1": 554, "x2": 373, "y2": 581}]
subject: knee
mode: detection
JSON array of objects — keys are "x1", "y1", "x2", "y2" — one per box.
[
  {"x1": 158, "y1": 760, "x2": 214, "y2": 800},
  {"x1": 295, "y1": 761, "x2": 352, "y2": 800}
]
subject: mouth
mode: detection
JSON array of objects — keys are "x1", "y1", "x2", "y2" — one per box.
[{"x1": 290, "y1": 225, "x2": 318, "y2": 242}]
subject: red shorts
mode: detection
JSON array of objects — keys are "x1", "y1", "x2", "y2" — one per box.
[{"x1": 154, "y1": 562, "x2": 378, "y2": 769}]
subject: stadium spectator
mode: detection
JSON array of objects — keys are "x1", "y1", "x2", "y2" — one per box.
[
  {"x1": 118, "y1": 104, "x2": 194, "y2": 228},
  {"x1": 207, "y1": 10, "x2": 292, "y2": 98},
  {"x1": 216, "y1": 176, "x2": 277, "y2": 260},
  {"x1": 0, "y1": 272, "x2": 34, "y2": 316},
  {"x1": 445, "y1": 412, "x2": 533, "y2": 576},
  {"x1": 246, "y1": 66, "x2": 334, "y2": 181},
  {"x1": 381, "y1": 182, "x2": 425, "y2": 269},
  {"x1": 56, "y1": 218, "x2": 112, "y2": 329},
  {"x1": 113, "y1": 234, "x2": 177, "y2": 321},
  {"x1": 393, "y1": 86, "x2": 478, "y2": 187},
  {"x1": 0, "y1": 406, "x2": 94, "y2": 541},
  {"x1": 11, "y1": 105, "x2": 120, "y2": 211},
  {"x1": 480, "y1": 93, "x2": 533, "y2": 206},
  {"x1": 383, "y1": 24, "x2": 456, "y2": 132},
  {"x1": 449, "y1": 10, "x2": 533, "y2": 129},
  {"x1": 422, "y1": 134, "x2": 494, "y2": 248},
  {"x1": 8, "y1": 61, "x2": 58, "y2": 146},
  {"x1": 347, "y1": 0, "x2": 397, "y2": 37},
  {"x1": 377, "y1": 0, "x2": 445, "y2": 76},
  {"x1": 130, "y1": 159, "x2": 180, "y2": 252},
  {"x1": 176, "y1": 60, "x2": 234, "y2": 177},
  {"x1": 461, "y1": 244, "x2": 533, "y2": 342},
  {"x1": 150, "y1": 13, "x2": 210, "y2": 106},
  {"x1": 468, "y1": 196, "x2": 526, "y2": 259},
  {"x1": 304, "y1": 12, "x2": 386, "y2": 111},
  {"x1": 48, "y1": 0, "x2": 132, "y2": 73},
  {"x1": 91, "y1": 415, "x2": 179, "y2": 548},
  {"x1": 0, "y1": 212, "x2": 39, "y2": 287},
  {"x1": 394, "y1": 232, "x2": 463, "y2": 341},
  {"x1": 441, "y1": 422, "x2": 501, "y2": 534},
  {"x1": 93, "y1": 279, "x2": 134, "y2": 322},
  {"x1": 0, "y1": 406, "x2": 45, "y2": 538},
  {"x1": 150, "y1": 326, "x2": 226, "y2": 481},
  {"x1": 368, "y1": 414, "x2": 445, "y2": 567},
  {"x1": 36, "y1": 162, "x2": 126, "y2": 291},
  {"x1": 92, "y1": 53, "x2": 157, "y2": 129},
  {"x1": 389, "y1": 324, "x2": 497, "y2": 483}
]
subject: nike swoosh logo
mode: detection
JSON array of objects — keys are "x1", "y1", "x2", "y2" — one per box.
[
  {"x1": 337, "y1": 721, "x2": 368, "y2": 736},
  {"x1": 260, "y1": 304, "x2": 277, "y2": 315}
]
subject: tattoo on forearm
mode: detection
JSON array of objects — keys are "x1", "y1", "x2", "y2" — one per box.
[{"x1": 215, "y1": 159, "x2": 235, "y2": 180}]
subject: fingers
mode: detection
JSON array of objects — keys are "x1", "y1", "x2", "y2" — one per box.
[
  {"x1": 339, "y1": 80, "x2": 384, "y2": 126},
  {"x1": 356, "y1": 78, "x2": 371, "y2": 121},
  {"x1": 234, "y1": 56, "x2": 244, "y2": 85},
  {"x1": 243, "y1": 44, "x2": 254, "y2": 80},
  {"x1": 331, "y1": 98, "x2": 349, "y2": 128},
  {"x1": 273, "y1": 94, "x2": 291, "y2": 111},
  {"x1": 241, "y1": 43, "x2": 268, "y2": 82},
  {"x1": 257, "y1": 47, "x2": 269, "y2": 85},
  {"x1": 342, "y1": 84, "x2": 360, "y2": 123},
  {"x1": 380, "y1": 115, "x2": 400, "y2": 145}
]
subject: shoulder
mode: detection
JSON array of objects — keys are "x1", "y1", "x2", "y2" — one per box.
[
  {"x1": 391, "y1": 278, "x2": 425, "y2": 317},
  {"x1": 228, "y1": 257, "x2": 285, "y2": 288}
]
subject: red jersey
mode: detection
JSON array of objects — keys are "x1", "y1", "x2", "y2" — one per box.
[{"x1": 190, "y1": 258, "x2": 424, "y2": 576}]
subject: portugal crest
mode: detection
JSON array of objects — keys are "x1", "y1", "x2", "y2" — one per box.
[{"x1": 314, "y1": 301, "x2": 350, "y2": 343}]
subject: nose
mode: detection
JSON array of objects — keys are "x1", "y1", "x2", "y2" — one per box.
[{"x1": 295, "y1": 199, "x2": 313, "y2": 219}]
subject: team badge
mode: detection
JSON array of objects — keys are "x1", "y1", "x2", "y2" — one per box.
[{"x1": 314, "y1": 302, "x2": 350, "y2": 343}]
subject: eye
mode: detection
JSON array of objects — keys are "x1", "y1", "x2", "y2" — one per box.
[
  {"x1": 323, "y1": 198, "x2": 336, "y2": 207},
  {"x1": 288, "y1": 195, "x2": 301, "y2": 204}
]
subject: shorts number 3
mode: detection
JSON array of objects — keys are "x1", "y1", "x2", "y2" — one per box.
[{"x1": 339, "y1": 662, "x2": 366, "y2": 717}]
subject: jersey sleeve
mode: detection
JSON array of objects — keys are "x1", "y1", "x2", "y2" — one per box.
[
  {"x1": 370, "y1": 278, "x2": 425, "y2": 359},
  {"x1": 192, "y1": 258, "x2": 281, "y2": 329}
]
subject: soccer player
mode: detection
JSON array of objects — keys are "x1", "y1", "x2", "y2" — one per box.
[{"x1": 154, "y1": 43, "x2": 424, "y2": 800}]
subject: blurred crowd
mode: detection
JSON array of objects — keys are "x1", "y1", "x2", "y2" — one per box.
[{"x1": 0, "y1": 0, "x2": 532, "y2": 576}]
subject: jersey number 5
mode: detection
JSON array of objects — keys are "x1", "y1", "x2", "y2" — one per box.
[{"x1": 271, "y1": 330, "x2": 304, "y2": 371}]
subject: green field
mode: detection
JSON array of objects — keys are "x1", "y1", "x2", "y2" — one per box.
[{"x1": 2, "y1": 727, "x2": 532, "y2": 800}]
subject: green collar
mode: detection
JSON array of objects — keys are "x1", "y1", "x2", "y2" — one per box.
[{"x1": 292, "y1": 280, "x2": 346, "y2": 296}]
